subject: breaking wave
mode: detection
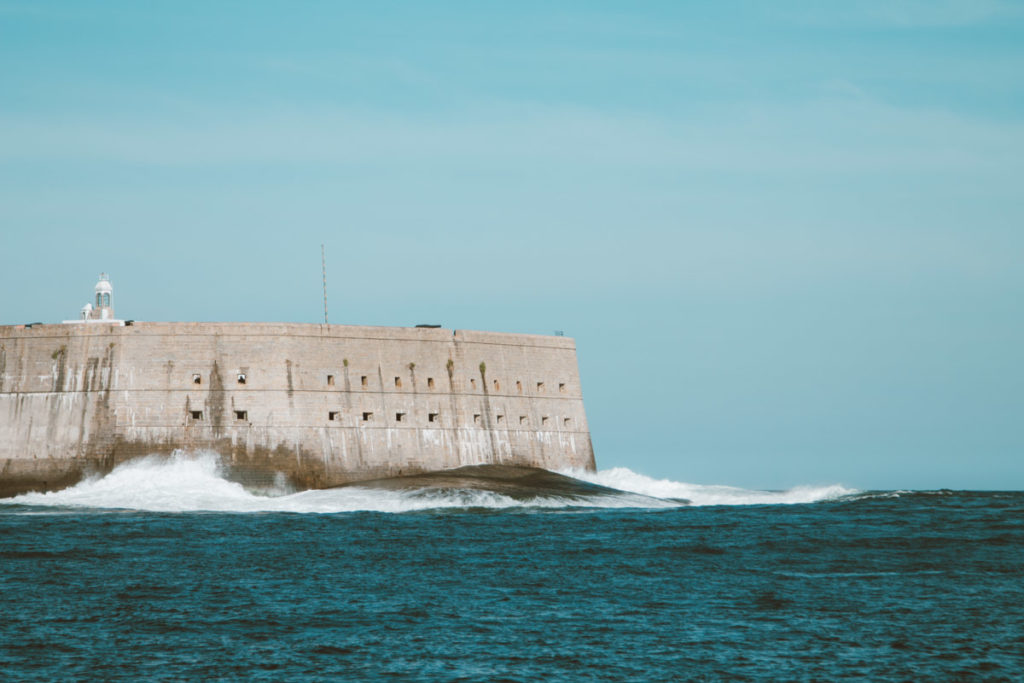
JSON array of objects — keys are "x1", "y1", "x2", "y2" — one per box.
[
  {"x1": 563, "y1": 467, "x2": 857, "y2": 507},
  {"x1": 5, "y1": 451, "x2": 856, "y2": 513}
]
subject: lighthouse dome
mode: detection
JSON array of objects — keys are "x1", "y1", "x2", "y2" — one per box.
[{"x1": 95, "y1": 273, "x2": 113, "y2": 294}]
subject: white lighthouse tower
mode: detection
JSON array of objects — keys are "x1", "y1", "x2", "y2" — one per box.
[{"x1": 92, "y1": 273, "x2": 114, "y2": 320}]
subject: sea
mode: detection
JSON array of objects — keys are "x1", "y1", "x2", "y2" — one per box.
[{"x1": 1, "y1": 452, "x2": 1021, "y2": 682}]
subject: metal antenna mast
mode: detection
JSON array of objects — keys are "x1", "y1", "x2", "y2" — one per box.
[{"x1": 321, "y1": 243, "x2": 329, "y2": 325}]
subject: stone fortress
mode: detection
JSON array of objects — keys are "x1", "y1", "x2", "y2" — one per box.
[{"x1": 0, "y1": 275, "x2": 596, "y2": 496}]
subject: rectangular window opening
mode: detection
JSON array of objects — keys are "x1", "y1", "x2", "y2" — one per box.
[
  {"x1": 235, "y1": 410, "x2": 247, "y2": 421},
  {"x1": 473, "y1": 414, "x2": 481, "y2": 425},
  {"x1": 362, "y1": 411, "x2": 373, "y2": 422},
  {"x1": 329, "y1": 411, "x2": 340, "y2": 421},
  {"x1": 496, "y1": 414, "x2": 504, "y2": 424},
  {"x1": 563, "y1": 417, "x2": 572, "y2": 427},
  {"x1": 361, "y1": 375, "x2": 368, "y2": 388},
  {"x1": 516, "y1": 380, "x2": 522, "y2": 393},
  {"x1": 192, "y1": 374, "x2": 201, "y2": 385},
  {"x1": 190, "y1": 410, "x2": 203, "y2": 420},
  {"x1": 519, "y1": 416, "x2": 527, "y2": 425},
  {"x1": 394, "y1": 376, "x2": 402, "y2": 388},
  {"x1": 327, "y1": 374, "x2": 335, "y2": 386},
  {"x1": 396, "y1": 412, "x2": 406, "y2": 422},
  {"x1": 427, "y1": 377, "x2": 435, "y2": 389},
  {"x1": 237, "y1": 373, "x2": 246, "y2": 385},
  {"x1": 559, "y1": 383, "x2": 566, "y2": 393},
  {"x1": 537, "y1": 382, "x2": 545, "y2": 392},
  {"x1": 470, "y1": 378, "x2": 477, "y2": 389},
  {"x1": 428, "y1": 412, "x2": 439, "y2": 423},
  {"x1": 541, "y1": 416, "x2": 549, "y2": 426},
  {"x1": 493, "y1": 379, "x2": 500, "y2": 391}
]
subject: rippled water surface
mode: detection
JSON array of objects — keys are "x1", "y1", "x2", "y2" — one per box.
[{"x1": 1, "y1": 456, "x2": 1022, "y2": 681}]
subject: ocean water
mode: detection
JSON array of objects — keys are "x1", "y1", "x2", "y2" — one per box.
[{"x1": 1, "y1": 453, "x2": 1022, "y2": 681}]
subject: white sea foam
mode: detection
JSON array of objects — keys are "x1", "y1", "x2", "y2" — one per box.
[
  {"x1": 562, "y1": 466, "x2": 857, "y2": 506},
  {"x1": 8, "y1": 452, "x2": 675, "y2": 513},
  {"x1": 7, "y1": 452, "x2": 855, "y2": 513}
]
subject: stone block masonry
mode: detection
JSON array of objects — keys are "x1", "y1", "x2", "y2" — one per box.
[{"x1": 0, "y1": 322, "x2": 595, "y2": 496}]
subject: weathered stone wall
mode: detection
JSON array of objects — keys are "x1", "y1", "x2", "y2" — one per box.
[{"x1": 0, "y1": 322, "x2": 595, "y2": 496}]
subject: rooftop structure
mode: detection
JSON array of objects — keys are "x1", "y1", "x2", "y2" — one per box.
[{"x1": 62, "y1": 273, "x2": 123, "y2": 325}]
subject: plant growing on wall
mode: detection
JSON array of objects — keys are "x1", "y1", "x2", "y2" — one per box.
[{"x1": 479, "y1": 361, "x2": 486, "y2": 375}]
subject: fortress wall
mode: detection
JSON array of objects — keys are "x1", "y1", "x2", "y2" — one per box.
[{"x1": 0, "y1": 322, "x2": 595, "y2": 495}]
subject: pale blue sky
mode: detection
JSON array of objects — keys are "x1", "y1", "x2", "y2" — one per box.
[{"x1": 2, "y1": 1, "x2": 1022, "y2": 489}]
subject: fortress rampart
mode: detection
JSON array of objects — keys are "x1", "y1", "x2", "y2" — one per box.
[{"x1": 0, "y1": 322, "x2": 595, "y2": 496}]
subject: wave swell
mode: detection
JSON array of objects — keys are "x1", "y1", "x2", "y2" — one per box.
[
  {"x1": 564, "y1": 467, "x2": 857, "y2": 506},
  {"x1": 6, "y1": 451, "x2": 856, "y2": 513}
]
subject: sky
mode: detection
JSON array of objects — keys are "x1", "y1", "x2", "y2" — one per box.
[{"x1": 2, "y1": 0, "x2": 1023, "y2": 490}]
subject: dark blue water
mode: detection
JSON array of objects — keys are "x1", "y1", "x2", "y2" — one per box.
[{"x1": 2, "y1": 489, "x2": 1022, "y2": 681}]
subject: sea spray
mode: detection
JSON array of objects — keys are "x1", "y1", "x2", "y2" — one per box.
[
  {"x1": 10, "y1": 451, "x2": 853, "y2": 513},
  {"x1": 9, "y1": 452, "x2": 674, "y2": 513},
  {"x1": 562, "y1": 466, "x2": 857, "y2": 506}
]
